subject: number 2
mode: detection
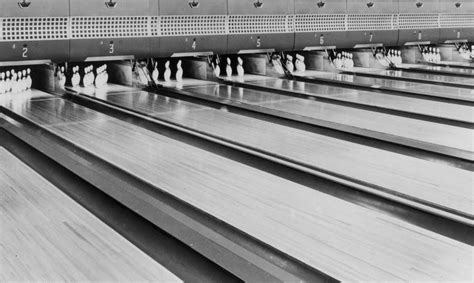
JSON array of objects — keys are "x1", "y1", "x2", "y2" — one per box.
[{"x1": 22, "y1": 47, "x2": 28, "y2": 58}]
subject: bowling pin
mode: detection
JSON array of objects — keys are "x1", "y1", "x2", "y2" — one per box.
[
  {"x1": 103, "y1": 65, "x2": 109, "y2": 86},
  {"x1": 5, "y1": 71, "x2": 11, "y2": 93},
  {"x1": 295, "y1": 54, "x2": 306, "y2": 72},
  {"x1": 236, "y1": 57, "x2": 245, "y2": 77},
  {"x1": 25, "y1": 68, "x2": 32, "y2": 90},
  {"x1": 0, "y1": 72, "x2": 5, "y2": 94},
  {"x1": 213, "y1": 62, "x2": 221, "y2": 77},
  {"x1": 435, "y1": 48, "x2": 441, "y2": 63},
  {"x1": 175, "y1": 60, "x2": 183, "y2": 82},
  {"x1": 226, "y1": 57, "x2": 233, "y2": 78},
  {"x1": 286, "y1": 54, "x2": 294, "y2": 73},
  {"x1": 334, "y1": 53, "x2": 343, "y2": 69},
  {"x1": 164, "y1": 61, "x2": 171, "y2": 82},
  {"x1": 346, "y1": 53, "x2": 354, "y2": 69},
  {"x1": 90, "y1": 66, "x2": 96, "y2": 87},
  {"x1": 58, "y1": 67, "x2": 66, "y2": 89},
  {"x1": 152, "y1": 62, "x2": 159, "y2": 84}
]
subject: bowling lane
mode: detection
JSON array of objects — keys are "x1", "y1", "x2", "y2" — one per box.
[
  {"x1": 89, "y1": 90, "x2": 473, "y2": 218},
  {"x1": 183, "y1": 85, "x2": 474, "y2": 160},
  {"x1": 297, "y1": 70, "x2": 474, "y2": 102},
  {"x1": 400, "y1": 64, "x2": 474, "y2": 77},
  {"x1": 238, "y1": 77, "x2": 473, "y2": 123},
  {"x1": 2, "y1": 96, "x2": 471, "y2": 281},
  {"x1": 0, "y1": 147, "x2": 181, "y2": 282},
  {"x1": 349, "y1": 68, "x2": 474, "y2": 87}
]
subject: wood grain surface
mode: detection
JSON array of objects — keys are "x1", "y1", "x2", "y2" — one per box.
[
  {"x1": 4, "y1": 95, "x2": 471, "y2": 281},
  {"x1": 101, "y1": 91, "x2": 473, "y2": 218},
  {"x1": 299, "y1": 70, "x2": 474, "y2": 102},
  {"x1": 185, "y1": 84, "x2": 474, "y2": 154},
  {"x1": 243, "y1": 77, "x2": 474, "y2": 123},
  {"x1": 352, "y1": 67, "x2": 474, "y2": 86},
  {"x1": 0, "y1": 147, "x2": 181, "y2": 282}
]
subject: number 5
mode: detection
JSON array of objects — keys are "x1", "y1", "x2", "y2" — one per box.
[{"x1": 256, "y1": 38, "x2": 261, "y2": 48}]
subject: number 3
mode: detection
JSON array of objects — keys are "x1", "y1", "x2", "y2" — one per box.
[{"x1": 109, "y1": 43, "x2": 114, "y2": 54}]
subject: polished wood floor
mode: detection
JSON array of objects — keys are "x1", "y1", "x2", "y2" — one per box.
[
  {"x1": 2, "y1": 93, "x2": 471, "y2": 281},
  {"x1": 0, "y1": 147, "x2": 181, "y2": 282},
  {"x1": 300, "y1": 70, "x2": 474, "y2": 102},
  {"x1": 102, "y1": 90, "x2": 472, "y2": 218},
  {"x1": 244, "y1": 77, "x2": 474, "y2": 123},
  {"x1": 185, "y1": 84, "x2": 473, "y2": 154}
]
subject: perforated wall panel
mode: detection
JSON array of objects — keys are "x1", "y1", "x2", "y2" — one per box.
[
  {"x1": 70, "y1": 16, "x2": 149, "y2": 39},
  {"x1": 228, "y1": 15, "x2": 292, "y2": 34},
  {"x1": 0, "y1": 17, "x2": 68, "y2": 41},
  {"x1": 295, "y1": 14, "x2": 346, "y2": 32},
  {"x1": 159, "y1": 15, "x2": 227, "y2": 36},
  {"x1": 398, "y1": 13, "x2": 440, "y2": 29},
  {"x1": 347, "y1": 14, "x2": 395, "y2": 30},
  {"x1": 439, "y1": 13, "x2": 474, "y2": 28}
]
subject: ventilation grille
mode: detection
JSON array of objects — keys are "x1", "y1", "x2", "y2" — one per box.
[
  {"x1": 151, "y1": 16, "x2": 160, "y2": 36},
  {"x1": 440, "y1": 13, "x2": 474, "y2": 28},
  {"x1": 0, "y1": 17, "x2": 68, "y2": 41},
  {"x1": 229, "y1": 15, "x2": 291, "y2": 34},
  {"x1": 295, "y1": 14, "x2": 346, "y2": 32},
  {"x1": 347, "y1": 14, "x2": 395, "y2": 30},
  {"x1": 160, "y1": 15, "x2": 226, "y2": 36},
  {"x1": 398, "y1": 13, "x2": 439, "y2": 29},
  {"x1": 71, "y1": 16, "x2": 149, "y2": 39}
]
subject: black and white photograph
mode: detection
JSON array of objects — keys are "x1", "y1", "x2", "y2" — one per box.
[{"x1": 0, "y1": 0, "x2": 473, "y2": 281}]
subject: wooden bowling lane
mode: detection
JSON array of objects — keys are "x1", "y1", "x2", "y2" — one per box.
[
  {"x1": 238, "y1": 77, "x2": 474, "y2": 123},
  {"x1": 0, "y1": 147, "x2": 181, "y2": 282},
  {"x1": 183, "y1": 85, "x2": 474, "y2": 161},
  {"x1": 3, "y1": 98, "x2": 471, "y2": 281},
  {"x1": 347, "y1": 68, "x2": 474, "y2": 88},
  {"x1": 295, "y1": 70, "x2": 474, "y2": 102},
  {"x1": 91, "y1": 91, "x2": 473, "y2": 219},
  {"x1": 399, "y1": 64, "x2": 474, "y2": 77}
]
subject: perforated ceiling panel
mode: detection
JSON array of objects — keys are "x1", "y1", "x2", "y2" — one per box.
[
  {"x1": 347, "y1": 14, "x2": 395, "y2": 30},
  {"x1": 228, "y1": 15, "x2": 292, "y2": 34},
  {"x1": 0, "y1": 17, "x2": 68, "y2": 41},
  {"x1": 295, "y1": 14, "x2": 346, "y2": 32},
  {"x1": 439, "y1": 13, "x2": 474, "y2": 28},
  {"x1": 398, "y1": 13, "x2": 440, "y2": 29},
  {"x1": 160, "y1": 15, "x2": 227, "y2": 36},
  {"x1": 70, "y1": 16, "x2": 149, "y2": 39}
]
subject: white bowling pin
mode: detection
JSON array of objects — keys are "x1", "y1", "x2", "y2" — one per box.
[
  {"x1": 152, "y1": 62, "x2": 159, "y2": 84},
  {"x1": 26, "y1": 68, "x2": 32, "y2": 89},
  {"x1": 236, "y1": 57, "x2": 245, "y2": 77},
  {"x1": 5, "y1": 71, "x2": 11, "y2": 93},
  {"x1": 285, "y1": 55, "x2": 294, "y2": 73},
  {"x1": 295, "y1": 54, "x2": 306, "y2": 72},
  {"x1": 175, "y1": 60, "x2": 183, "y2": 82},
  {"x1": 0, "y1": 72, "x2": 5, "y2": 94},
  {"x1": 213, "y1": 62, "x2": 221, "y2": 77},
  {"x1": 226, "y1": 57, "x2": 233, "y2": 78},
  {"x1": 334, "y1": 53, "x2": 343, "y2": 69},
  {"x1": 90, "y1": 66, "x2": 95, "y2": 87},
  {"x1": 164, "y1": 61, "x2": 171, "y2": 82},
  {"x1": 58, "y1": 67, "x2": 66, "y2": 89},
  {"x1": 103, "y1": 65, "x2": 109, "y2": 86},
  {"x1": 346, "y1": 53, "x2": 354, "y2": 69}
]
